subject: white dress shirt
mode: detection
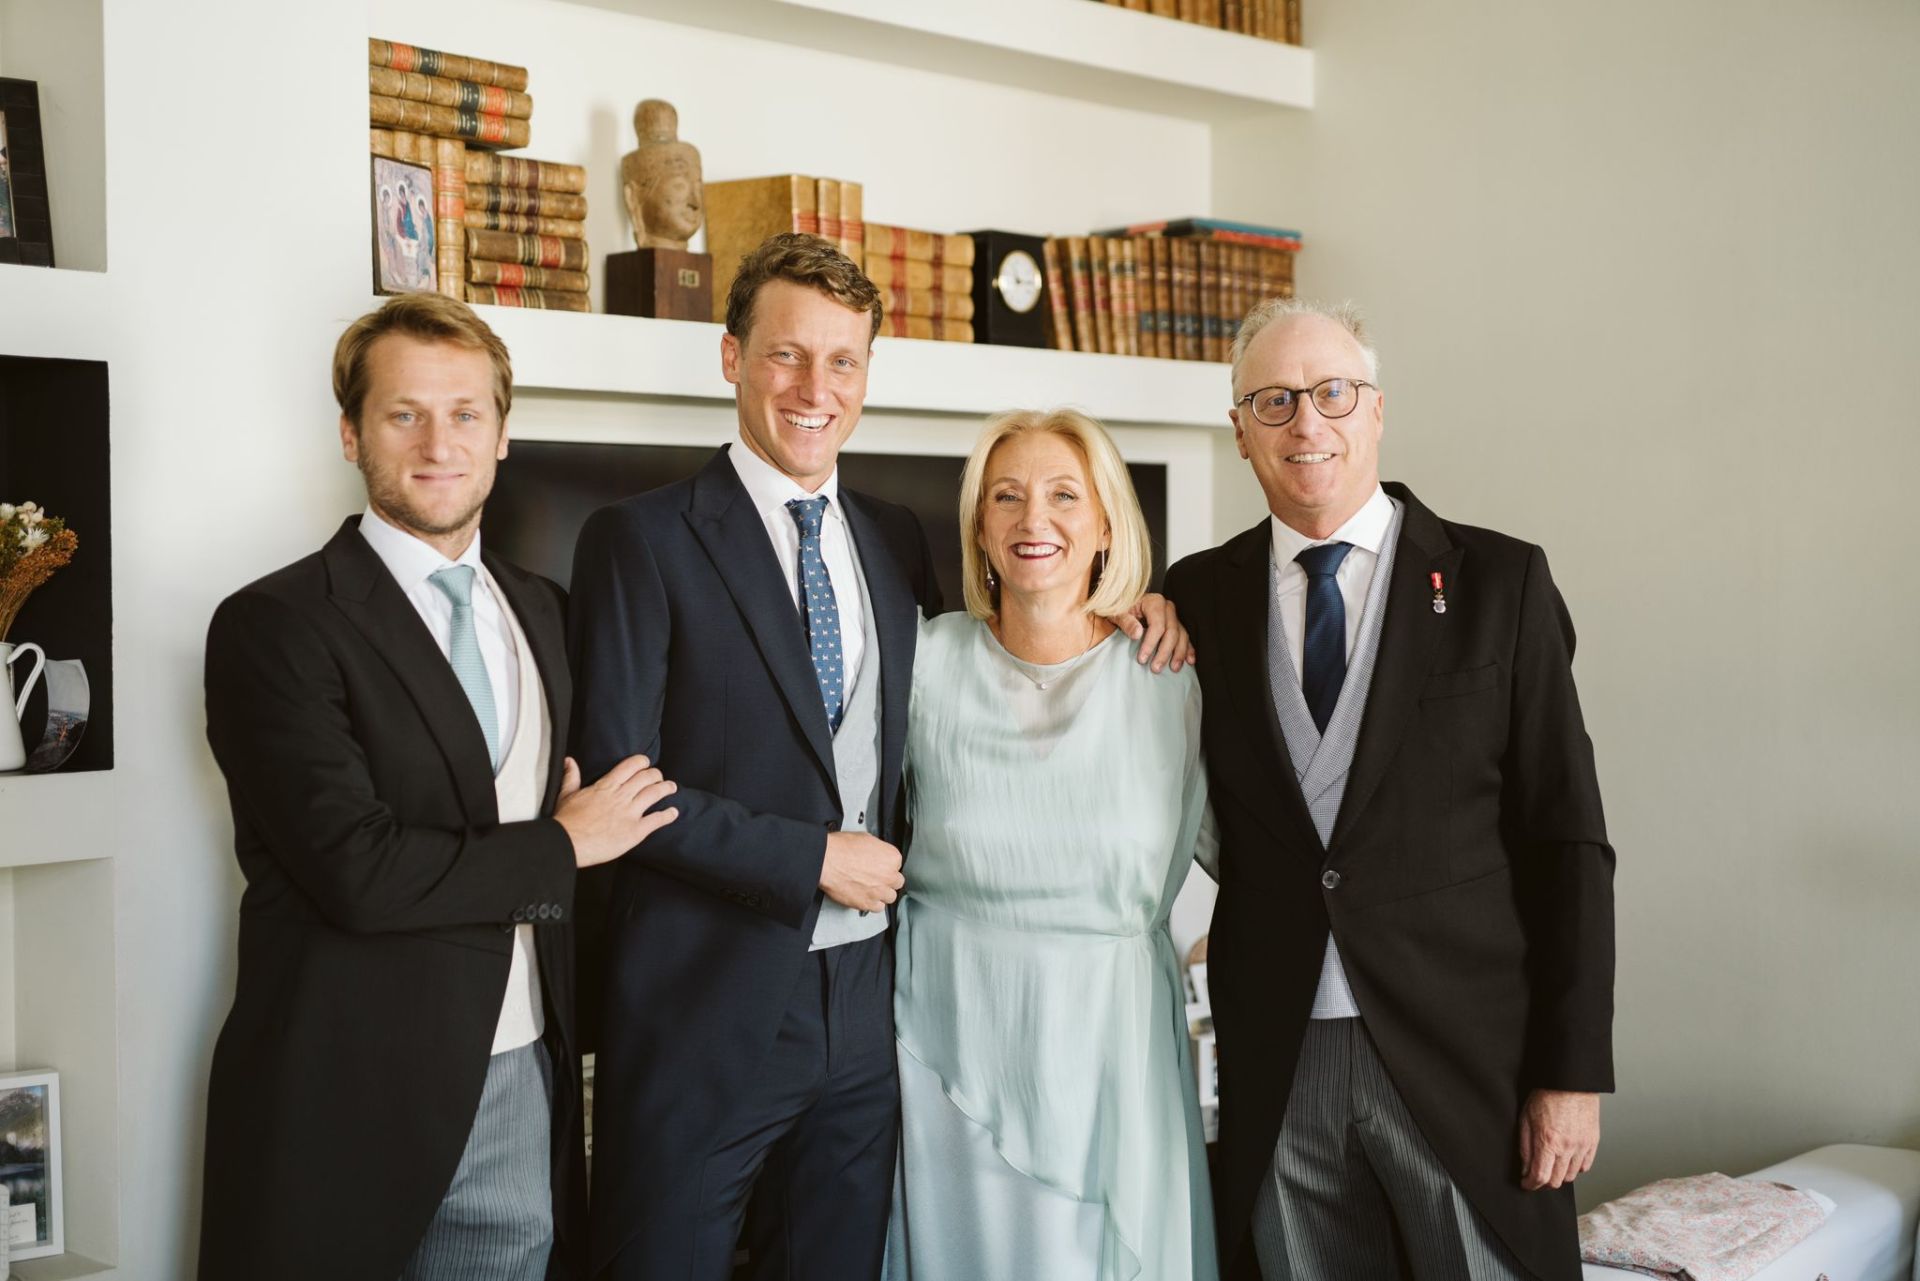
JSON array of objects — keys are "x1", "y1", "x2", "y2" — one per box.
[
  {"x1": 727, "y1": 441, "x2": 868, "y2": 682},
  {"x1": 358, "y1": 507, "x2": 519, "y2": 754},
  {"x1": 1267, "y1": 485, "x2": 1396, "y2": 686}
]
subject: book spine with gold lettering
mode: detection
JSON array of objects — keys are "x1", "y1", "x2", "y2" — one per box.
[
  {"x1": 465, "y1": 184, "x2": 588, "y2": 220},
  {"x1": 815, "y1": 179, "x2": 843, "y2": 256},
  {"x1": 1088, "y1": 236, "x2": 1114, "y2": 355},
  {"x1": 463, "y1": 153, "x2": 588, "y2": 195},
  {"x1": 432, "y1": 138, "x2": 466, "y2": 301},
  {"x1": 863, "y1": 256, "x2": 971, "y2": 294},
  {"x1": 464, "y1": 210, "x2": 585, "y2": 238},
  {"x1": 881, "y1": 286, "x2": 975, "y2": 322},
  {"x1": 1067, "y1": 237, "x2": 1095, "y2": 353},
  {"x1": 370, "y1": 94, "x2": 530, "y2": 149},
  {"x1": 1171, "y1": 238, "x2": 1200, "y2": 361},
  {"x1": 862, "y1": 224, "x2": 977, "y2": 268},
  {"x1": 466, "y1": 283, "x2": 590, "y2": 311},
  {"x1": 369, "y1": 66, "x2": 533, "y2": 119},
  {"x1": 370, "y1": 38, "x2": 529, "y2": 92},
  {"x1": 1041, "y1": 237, "x2": 1074, "y2": 352},
  {"x1": 468, "y1": 259, "x2": 590, "y2": 292},
  {"x1": 839, "y1": 181, "x2": 865, "y2": 270},
  {"x1": 465, "y1": 228, "x2": 588, "y2": 272}
]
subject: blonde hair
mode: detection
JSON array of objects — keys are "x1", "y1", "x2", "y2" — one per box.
[
  {"x1": 957, "y1": 408, "x2": 1152, "y2": 621},
  {"x1": 333, "y1": 292, "x2": 514, "y2": 430}
]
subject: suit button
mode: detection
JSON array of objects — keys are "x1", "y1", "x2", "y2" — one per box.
[
  {"x1": 535, "y1": 905, "x2": 551, "y2": 921},
  {"x1": 1321, "y1": 870, "x2": 1342, "y2": 890},
  {"x1": 510, "y1": 909, "x2": 526, "y2": 923}
]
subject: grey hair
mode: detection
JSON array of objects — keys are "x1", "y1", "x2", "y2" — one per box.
[{"x1": 1230, "y1": 297, "x2": 1380, "y2": 387}]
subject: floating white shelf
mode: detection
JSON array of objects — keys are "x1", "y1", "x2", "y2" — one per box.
[
  {"x1": 565, "y1": 0, "x2": 1313, "y2": 119},
  {"x1": 0, "y1": 267, "x2": 110, "y2": 363},
  {"x1": 474, "y1": 305, "x2": 1236, "y2": 429}
]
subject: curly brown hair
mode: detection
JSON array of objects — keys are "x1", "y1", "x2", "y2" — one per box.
[
  {"x1": 333, "y1": 293, "x2": 514, "y2": 431},
  {"x1": 724, "y1": 232, "x2": 883, "y2": 345}
]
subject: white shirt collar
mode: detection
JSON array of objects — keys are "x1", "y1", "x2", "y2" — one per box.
[
  {"x1": 727, "y1": 438, "x2": 844, "y2": 525},
  {"x1": 1269, "y1": 484, "x2": 1394, "y2": 565},
  {"x1": 358, "y1": 505, "x2": 484, "y2": 594}
]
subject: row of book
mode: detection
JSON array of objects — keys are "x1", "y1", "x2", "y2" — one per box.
[
  {"x1": 1099, "y1": 0, "x2": 1300, "y2": 43},
  {"x1": 370, "y1": 39, "x2": 592, "y2": 312},
  {"x1": 369, "y1": 38, "x2": 532, "y2": 149},
  {"x1": 1040, "y1": 221, "x2": 1298, "y2": 361},
  {"x1": 867, "y1": 227, "x2": 974, "y2": 343}
]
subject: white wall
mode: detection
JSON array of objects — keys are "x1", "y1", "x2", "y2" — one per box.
[{"x1": 1212, "y1": 0, "x2": 1920, "y2": 1206}]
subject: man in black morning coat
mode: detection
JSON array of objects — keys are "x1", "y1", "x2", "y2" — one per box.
[
  {"x1": 199, "y1": 294, "x2": 675, "y2": 1281},
  {"x1": 1168, "y1": 300, "x2": 1615, "y2": 1281}
]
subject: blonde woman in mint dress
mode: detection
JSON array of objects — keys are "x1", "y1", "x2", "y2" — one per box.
[{"x1": 885, "y1": 409, "x2": 1218, "y2": 1281}]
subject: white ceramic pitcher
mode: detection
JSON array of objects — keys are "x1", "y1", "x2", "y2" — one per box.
[{"x1": 1, "y1": 640, "x2": 46, "y2": 772}]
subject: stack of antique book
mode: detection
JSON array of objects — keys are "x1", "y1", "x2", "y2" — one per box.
[
  {"x1": 368, "y1": 39, "x2": 591, "y2": 310},
  {"x1": 1096, "y1": 0, "x2": 1301, "y2": 43},
  {"x1": 1040, "y1": 218, "x2": 1300, "y2": 361},
  {"x1": 703, "y1": 174, "x2": 866, "y2": 322},
  {"x1": 864, "y1": 225, "x2": 975, "y2": 343}
]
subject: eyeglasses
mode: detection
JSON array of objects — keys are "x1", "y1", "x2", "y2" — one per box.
[{"x1": 1235, "y1": 377, "x2": 1376, "y2": 427}]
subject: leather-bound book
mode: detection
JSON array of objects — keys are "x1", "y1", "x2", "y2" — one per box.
[
  {"x1": 468, "y1": 259, "x2": 591, "y2": 292},
  {"x1": 1066, "y1": 237, "x2": 1096, "y2": 353},
  {"x1": 815, "y1": 179, "x2": 843, "y2": 258},
  {"x1": 1041, "y1": 238, "x2": 1074, "y2": 352},
  {"x1": 465, "y1": 210, "x2": 585, "y2": 238},
  {"x1": 370, "y1": 94, "x2": 530, "y2": 149},
  {"x1": 703, "y1": 174, "x2": 819, "y2": 321},
  {"x1": 1171, "y1": 238, "x2": 1200, "y2": 361},
  {"x1": 863, "y1": 225, "x2": 977, "y2": 268},
  {"x1": 465, "y1": 153, "x2": 587, "y2": 194},
  {"x1": 881, "y1": 286, "x2": 976, "y2": 322},
  {"x1": 370, "y1": 38, "x2": 529, "y2": 91},
  {"x1": 839, "y1": 181, "x2": 865, "y2": 269},
  {"x1": 370, "y1": 66, "x2": 533, "y2": 119},
  {"x1": 433, "y1": 137, "x2": 467, "y2": 301},
  {"x1": 465, "y1": 228, "x2": 588, "y2": 271},
  {"x1": 466, "y1": 185, "x2": 589, "y2": 220},
  {"x1": 1087, "y1": 237, "x2": 1114, "y2": 354},
  {"x1": 1131, "y1": 238, "x2": 1159, "y2": 358},
  {"x1": 466, "y1": 283, "x2": 590, "y2": 311},
  {"x1": 864, "y1": 256, "x2": 971, "y2": 295}
]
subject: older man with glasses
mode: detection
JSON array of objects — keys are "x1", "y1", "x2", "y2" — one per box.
[{"x1": 1168, "y1": 299, "x2": 1617, "y2": 1281}]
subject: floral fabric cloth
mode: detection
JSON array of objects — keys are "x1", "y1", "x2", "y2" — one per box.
[{"x1": 1578, "y1": 1172, "x2": 1834, "y2": 1281}]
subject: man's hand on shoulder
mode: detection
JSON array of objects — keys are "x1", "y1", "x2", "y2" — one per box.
[
  {"x1": 1518, "y1": 1088, "x2": 1600, "y2": 1191},
  {"x1": 1108, "y1": 592, "x2": 1196, "y2": 673},
  {"x1": 819, "y1": 831, "x2": 905, "y2": 913},
  {"x1": 554, "y1": 755, "x2": 680, "y2": 868}
]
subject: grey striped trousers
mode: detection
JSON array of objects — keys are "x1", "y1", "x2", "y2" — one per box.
[
  {"x1": 1253, "y1": 1019, "x2": 1527, "y2": 1281},
  {"x1": 402, "y1": 1040, "x2": 554, "y2": 1281}
]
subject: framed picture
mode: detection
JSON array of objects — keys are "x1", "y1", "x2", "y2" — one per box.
[
  {"x1": 0, "y1": 1069, "x2": 63, "y2": 1261},
  {"x1": 371, "y1": 154, "x2": 438, "y2": 295},
  {"x1": 0, "y1": 78, "x2": 55, "y2": 267}
]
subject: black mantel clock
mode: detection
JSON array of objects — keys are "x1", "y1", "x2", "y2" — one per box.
[{"x1": 963, "y1": 229, "x2": 1049, "y2": 348}]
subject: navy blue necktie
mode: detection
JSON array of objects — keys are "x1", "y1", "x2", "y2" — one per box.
[
  {"x1": 1297, "y1": 541, "x2": 1353, "y2": 733},
  {"x1": 787, "y1": 496, "x2": 845, "y2": 731}
]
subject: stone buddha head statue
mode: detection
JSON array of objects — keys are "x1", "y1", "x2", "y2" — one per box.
[{"x1": 620, "y1": 98, "x2": 704, "y2": 251}]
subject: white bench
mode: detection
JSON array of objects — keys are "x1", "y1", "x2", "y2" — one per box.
[{"x1": 1581, "y1": 1144, "x2": 1920, "y2": 1281}]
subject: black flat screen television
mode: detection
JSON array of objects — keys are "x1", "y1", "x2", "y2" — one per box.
[{"x1": 484, "y1": 441, "x2": 1168, "y2": 610}]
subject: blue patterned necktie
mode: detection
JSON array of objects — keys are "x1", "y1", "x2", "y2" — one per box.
[
  {"x1": 428, "y1": 565, "x2": 502, "y2": 771},
  {"x1": 787, "y1": 496, "x2": 845, "y2": 732},
  {"x1": 1297, "y1": 541, "x2": 1353, "y2": 734}
]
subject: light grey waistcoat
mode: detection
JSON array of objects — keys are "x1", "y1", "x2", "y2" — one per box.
[
  {"x1": 810, "y1": 560, "x2": 887, "y2": 951},
  {"x1": 1266, "y1": 498, "x2": 1404, "y2": 1018}
]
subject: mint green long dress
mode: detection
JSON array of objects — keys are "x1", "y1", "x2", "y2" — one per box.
[{"x1": 885, "y1": 612, "x2": 1219, "y2": 1281}]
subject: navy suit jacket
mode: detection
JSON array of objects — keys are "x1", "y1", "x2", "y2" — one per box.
[{"x1": 566, "y1": 445, "x2": 941, "y2": 1271}]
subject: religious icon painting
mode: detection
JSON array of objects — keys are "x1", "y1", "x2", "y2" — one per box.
[{"x1": 371, "y1": 155, "x2": 438, "y2": 295}]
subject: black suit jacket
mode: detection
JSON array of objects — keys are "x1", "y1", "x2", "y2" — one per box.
[
  {"x1": 199, "y1": 517, "x2": 587, "y2": 1281},
  {"x1": 566, "y1": 445, "x2": 940, "y2": 1272},
  {"x1": 1167, "y1": 483, "x2": 1615, "y2": 1281}
]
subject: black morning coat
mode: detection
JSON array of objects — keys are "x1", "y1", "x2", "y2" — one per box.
[
  {"x1": 564, "y1": 445, "x2": 942, "y2": 1274},
  {"x1": 1166, "y1": 483, "x2": 1616, "y2": 1281},
  {"x1": 198, "y1": 518, "x2": 586, "y2": 1281}
]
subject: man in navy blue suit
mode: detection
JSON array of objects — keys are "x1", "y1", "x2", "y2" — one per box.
[{"x1": 569, "y1": 233, "x2": 1188, "y2": 1281}]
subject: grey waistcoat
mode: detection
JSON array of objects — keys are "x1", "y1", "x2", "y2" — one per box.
[
  {"x1": 1266, "y1": 498, "x2": 1403, "y2": 1017},
  {"x1": 810, "y1": 560, "x2": 887, "y2": 951}
]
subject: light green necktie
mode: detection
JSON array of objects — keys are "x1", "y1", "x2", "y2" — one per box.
[{"x1": 428, "y1": 565, "x2": 501, "y2": 772}]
